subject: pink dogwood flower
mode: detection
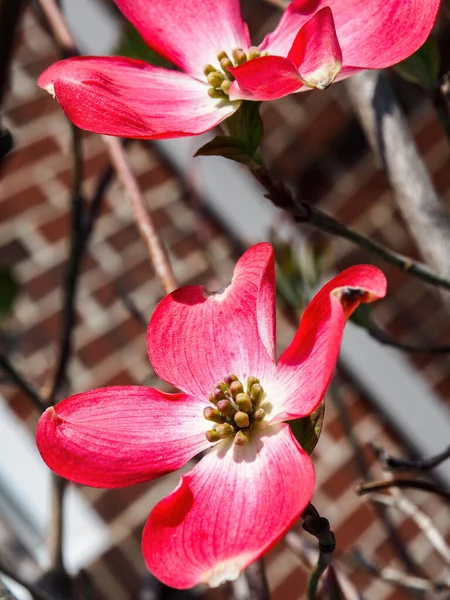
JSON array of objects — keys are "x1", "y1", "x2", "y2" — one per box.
[
  {"x1": 38, "y1": 0, "x2": 440, "y2": 140},
  {"x1": 37, "y1": 243, "x2": 386, "y2": 588}
]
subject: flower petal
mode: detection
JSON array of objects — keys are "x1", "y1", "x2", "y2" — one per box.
[
  {"x1": 288, "y1": 8, "x2": 342, "y2": 90},
  {"x1": 260, "y1": 0, "x2": 440, "y2": 71},
  {"x1": 36, "y1": 387, "x2": 211, "y2": 487},
  {"x1": 113, "y1": 0, "x2": 251, "y2": 79},
  {"x1": 38, "y1": 57, "x2": 238, "y2": 139},
  {"x1": 271, "y1": 265, "x2": 386, "y2": 423},
  {"x1": 142, "y1": 424, "x2": 314, "y2": 589},
  {"x1": 229, "y1": 56, "x2": 303, "y2": 101},
  {"x1": 147, "y1": 243, "x2": 276, "y2": 400}
]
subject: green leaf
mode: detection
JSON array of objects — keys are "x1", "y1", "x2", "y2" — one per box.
[
  {"x1": 289, "y1": 400, "x2": 325, "y2": 455},
  {"x1": 195, "y1": 135, "x2": 261, "y2": 168},
  {"x1": 394, "y1": 37, "x2": 439, "y2": 93},
  {"x1": 224, "y1": 101, "x2": 264, "y2": 157},
  {"x1": 115, "y1": 24, "x2": 175, "y2": 69},
  {"x1": 0, "y1": 264, "x2": 19, "y2": 319}
]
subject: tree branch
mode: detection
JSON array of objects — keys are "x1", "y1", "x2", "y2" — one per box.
[
  {"x1": 356, "y1": 478, "x2": 450, "y2": 501},
  {"x1": 346, "y1": 70, "x2": 450, "y2": 304},
  {"x1": 371, "y1": 443, "x2": 450, "y2": 472},
  {"x1": 0, "y1": 351, "x2": 47, "y2": 412},
  {"x1": 253, "y1": 166, "x2": 450, "y2": 291}
]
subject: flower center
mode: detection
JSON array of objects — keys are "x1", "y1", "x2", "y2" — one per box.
[
  {"x1": 203, "y1": 373, "x2": 266, "y2": 446},
  {"x1": 203, "y1": 47, "x2": 268, "y2": 99}
]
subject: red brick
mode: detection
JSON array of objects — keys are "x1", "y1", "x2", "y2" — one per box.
[
  {"x1": 335, "y1": 502, "x2": 377, "y2": 549},
  {"x1": 2, "y1": 137, "x2": 59, "y2": 176},
  {"x1": 40, "y1": 213, "x2": 70, "y2": 242},
  {"x1": 415, "y1": 115, "x2": 444, "y2": 155},
  {"x1": 0, "y1": 239, "x2": 29, "y2": 264},
  {"x1": 172, "y1": 232, "x2": 202, "y2": 259},
  {"x1": 0, "y1": 186, "x2": 46, "y2": 220},
  {"x1": 26, "y1": 263, "x2": 64, "y2": 300},
  {"x1": 78, "y1": 335, "x2": 114, "y2": 367},
  {"x1": 136, "y1": 164, "x2": 173, "y2": 190},
  {"x1": 8, "y1": 93, "x2": 57, "y2": 125},
  {"x1": 320, "y1": 461, "x2": 359, "y2": 498}
]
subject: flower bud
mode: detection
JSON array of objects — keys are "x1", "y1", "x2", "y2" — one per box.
[
  {"x1": 251, "y1": 383, "x2": 264, "y2": 404},
  {"x1": 246, "y1": 376, "x2": 259, "y2": 392},
  {"x1": 225, "y1": 373, "x2": 238, "y2": 385},
  {"x1": 217, "y1": 50, "x2": 230, "y2": 61},
  {"x1": 220, "y1": 57, "x2": 233, "y2": 74},
  {"x1": 208, "y1": 87, "x2": 226, "y2": 99},
  {"x1": 217, "y1": 399, "x2": 236, "y2": 417},
  {"x1": 236, "y1": 393, "x2": 252, "y2": 413},
  {"x1": 212, "y1": 388, "x2": 225, "y2": 403},
  {"x1": 221, "y1": 80, "x2": 231, "y2": 95},
  {"x1": 203, "y1": 64, "x2": 217, "y2": 75},
  {"x1": 205, "y1": 429, "x2": 220, "y2": 443},
  {"x1": 207, "y1": 72, "x2": 225, "y2": 87},
  {"x1": 229, "y1": 380, "x2": 244, "y2": 397},
  {"x1": 234, "y1": 411, "x2": 250, "y2": 428},
  {"x1": 234, "y1": 429, "x2": 250, "y2": 446},
  {"x1": 216, "y1": 423, "x2": 235, "y2": 439},
  {"x1": 253, "y1": 408, "x2": 266, "y2": 422},
  {"x1": 232, "y1": 48, "x2": 247, "y2": 65},
  {"x1": 203, "y1": 406, "x2": 226, "y2": 423},
  {"x1": 248, "y1": 46, "x2": 261, "y2": 61}
]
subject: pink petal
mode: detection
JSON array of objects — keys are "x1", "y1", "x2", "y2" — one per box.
[
  {"x1": 260, "y1": 0, "x2": 440, "y2": 71},
  {"x1": 38, "y1": 57, "x2": 238, "y2": 139},
  {"x1": 229, "y1": 56, "x2": 303, "y2": 102},
  {"x1": 113, "y1": 0, "x2": 250, "y2": 79},
  {"x1": 36, "y1": 387, "x2": 211, "y2": 488},
  {"x1": 147, "y1": 243, "x2": 276, "y2": 400},
  {"x1": 288, "y1": 8, "x2": 342, "y2": 90},
  {"x1": 143, "y1": 424, "x2": 314, "y2": 589},
  {"x1": 272, "y1": 265, "x2": 386, "y2": 423}
]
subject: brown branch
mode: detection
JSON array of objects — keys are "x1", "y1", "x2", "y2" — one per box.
[
  {"x1": 0, "y1": 351, "x2": 47, "y2": 412},
  {"x1": 346, "y1": 71, "x2": 450, "y2": 305},
  {"x1": 371, "y1": 443, "x2": 450, "y2": 472},
  {"x1": 103, "y1": 136, "x2": 177, "y2": 294},
  {"x1": 0, "y1": 0, "x2": 28, "y2": 109},
  {"x1": 36, "y1": 0, "x2": 177, "y2": 295},
  {"x1": 253, "y1": 166, "x2": 450, "y2": 292},
  {"x1": 356, "y1": 478, "x2": 450, "y2": 500}
]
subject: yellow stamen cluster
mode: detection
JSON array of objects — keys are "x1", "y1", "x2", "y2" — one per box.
[
  {"x1": 203, "y1": 47, "x2": 268, "y2": 99},
  {"x1": 204, "y1": 374, "x2": 266, "y2": 445}
]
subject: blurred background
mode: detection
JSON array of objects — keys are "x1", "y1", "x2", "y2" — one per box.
[{"x1": 1, "y1": 1, "x2": 450, "y2": 599}]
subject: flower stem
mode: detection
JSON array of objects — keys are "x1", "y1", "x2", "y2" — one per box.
[{"x1": 307, "y1": 552, "x2": 331, "y2": 600}]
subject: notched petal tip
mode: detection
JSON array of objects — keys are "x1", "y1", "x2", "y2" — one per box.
[
  {"x1": 202, "y1": 558, "x2": 248, "y2": 587},
  {"x1": 299, "y1": 58, "x2": 342, "y2": 90}
]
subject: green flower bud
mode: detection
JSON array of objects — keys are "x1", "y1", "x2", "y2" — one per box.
[
  {"x1": 220, "y1": 57, "x2": 233, "y2": 73},
  {"x1": 236, "y1": 393, "x2": 252, "y2": 413},
  {"x1": 216, "y1": 423, "x2": 235, "y2": 439},
  {"x1": 253, "y1": 408, "x2": 266, "y2": 423},
  {"x1": 246, "y1": 376, "x2": 260, "y2": 392},
  {"x1": 205, "y1": 429, "x2": 220, "y2": 443},
  {"x1": 234, "y1": 429, "x2": 250, "y2": 446},
  {"x1": 221, "y1": 80, "x2": 231, "y2": 95},
  {"x1": 208, "y1": 87, "x2": 226, "y2": 99},
  {"x1": 229, "y1": 380, "x2": 244, "y2": 397},
  {"x1": 203, "y1": 406, "x2": 226, "y2": 424},
  {"x1": 207, "y1": 72, "x2": 225, "y2": 87},
  {"x1": 251, "y1": 383, "x2": 264, "y2": 404},
  {"x1": 248, "y1": 46, "x2": 261, "y2": 61},
  {"x1": 232, "y1": 48, "x2": 247, "y2": 65},
  {"x1": 217, "y1": 399, "x2": 236, "y2": 417},
  {"x1": 203, "y1": 64, "x2": 217, "y2": 75},
  {"x1": 217, "y1": 50, "x2": 230, "y2": 62},
  {"x1": 234, "y1": 411, "x2": 250, "y2": 428}
]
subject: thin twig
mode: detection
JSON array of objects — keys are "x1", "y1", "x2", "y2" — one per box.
[
  {"x1": 346, "y1": 70, "x2": 450, "y2": 306},
  {"x1": 371, "y1": 443, "x2": 450, "y2": 473},
  {"x1": 0, "y1": 351, "x2": 47, "y2": 412},
  {"x1": 252, "y1": 166, "x2": 450, "y2": 292},
  {"x1": 352, "y1": 549, "x2": 449, "y2": 593},
  {"x1": 0, "y1": 558, "x2": 55, "y2": 600},
  {"x1": 367, "y1": 324, "x2": 450, "y2": 354},
  {"x1": 47, "y1": 474, "x2": 68, "y2": 572},
  {"x1": 36, "y1": 0, "x2": 177, "y2": 295},
  {"x1": 369, "y1": 493, "x2": 450, "y2": 566},
  {"x1": 102, "y1": 136, "x2": 177, "y2": 294},
  {"x1": 356, "y1": 479, "x2": 450, "y2": 500},
  {"x1": 0, "y1": 0, "x2": 28, "y2": 109}
]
